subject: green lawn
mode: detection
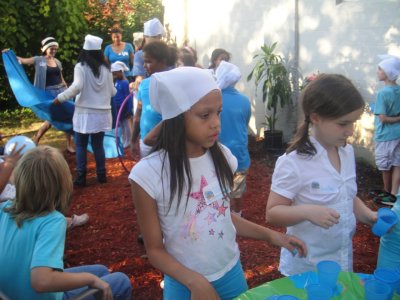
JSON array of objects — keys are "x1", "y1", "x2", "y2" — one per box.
[{"x1": 2, "y1": 114, "x2": 65, "y2": 150}]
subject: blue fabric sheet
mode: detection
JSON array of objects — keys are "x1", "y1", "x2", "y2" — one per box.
[{"x1": 2, "y1": 50, "x2": 124, "y2": 158}]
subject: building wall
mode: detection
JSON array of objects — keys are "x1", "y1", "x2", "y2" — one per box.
[{"x1": 163, "y1": 0, "x2": 400, "y2": 162}]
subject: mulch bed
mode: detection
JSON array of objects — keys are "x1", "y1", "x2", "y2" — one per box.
[{"x1": 64, "y1": 138, "x2": 382, "y2": 299}]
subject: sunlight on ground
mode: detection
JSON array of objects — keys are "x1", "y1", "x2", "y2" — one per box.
[{"x1": 2, "y1": 117, "x2": 65, "y2": 151}]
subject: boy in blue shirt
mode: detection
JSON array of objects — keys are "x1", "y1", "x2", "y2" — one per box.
[{"x1": 374, "y1": 55, "x2": 400, "y2": 201}]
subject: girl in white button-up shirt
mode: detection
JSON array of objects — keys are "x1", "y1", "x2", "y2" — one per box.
[{"x1": 266, "y1": 74, "x2": 377, "y2": 276}]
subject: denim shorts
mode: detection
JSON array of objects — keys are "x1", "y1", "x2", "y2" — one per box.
[{"x1": 163, "y1": 259, "x2": 248, "y2": 300}]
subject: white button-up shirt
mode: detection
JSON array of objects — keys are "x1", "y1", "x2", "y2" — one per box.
[{"x1": 271, "y1": 137, "x2": 357, "y2": 276}]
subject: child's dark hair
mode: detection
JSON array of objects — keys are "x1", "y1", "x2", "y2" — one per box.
[
  {"x1": 78, "y1": 50, "x2": 109, "y2": 78},
  {"x1": 209, "y1": 48, "x2": 231, "y2": 69},
  {"x1": 143, "y1": 40, "x2": 177, "y2": 67},
  {"x1": 110, "y1": 28, "x2": 123, "y2": 35},
  {"x1": 287, "y1": 73, "x2": 365, "y2": 156},
  {"x1": 152, "y1": 115, "x2": 233, "y2": 214}
]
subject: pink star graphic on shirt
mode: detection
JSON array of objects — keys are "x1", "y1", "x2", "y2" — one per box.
[
  {"x1": 204, "y1": 212, "x2": 217, "y2": 225},
  {"x1": 189, "y1": 175, "x2": 208, "y2": 215},
  {"x1": 216, "y1": 202, "x2": 228, "y2": 217},
  {"x1": 209, "y1": 229, "x2": 215, "y2": 235}
]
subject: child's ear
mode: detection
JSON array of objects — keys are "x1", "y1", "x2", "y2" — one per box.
[{"x1": 309, "y1": 112, "x2": 320, "y2": 124}]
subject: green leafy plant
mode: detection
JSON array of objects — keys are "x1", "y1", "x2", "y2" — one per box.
[{"x1": 247, "y1": 42, "x2": 292, "y2": 132}]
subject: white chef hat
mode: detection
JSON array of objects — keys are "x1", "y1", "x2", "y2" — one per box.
[
  {"x1": 215, "y1": 61, "x2": 242, "y2": 89},
  {"x1": 149, "y1": 67, "x2": 219, "y2": 120},
  {"x1": 83, "y1": 34, "x2": 103, "y2": 50},
  {"x1": 378, "y1": 54, "x2": 400, "y2": 81},
  {"x1": 111, "y1": 61, "x2": 129, "y2": 72},
  {"x1": 144, "y1": 18, "x2": 165, "y2": 37}
]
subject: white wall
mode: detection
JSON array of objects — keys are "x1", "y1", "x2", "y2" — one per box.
[{"x1": 163, "y1": 0, "x2": 400, "y2": 161}]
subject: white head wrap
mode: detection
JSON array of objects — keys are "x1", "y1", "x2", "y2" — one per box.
[
  {"x1": 83, "y1": 34, "x2": 103, "y2": 50},
  {"x1": 378, "y1": 54, "x2": 400, "y2": 81},
  {"x1": 144, "y1": 18, "x2": 165, "y2": 37},
  {"x1": 111, "y1": 61, "x2": 129, "y2": 72},
  {"x1": 41, "y1": 37, "x2": 59, "y2": 52},
  {"x1": 149, "y1": 67, "x2": 219, "y2": 120},
  {"x1": 215, "y1": 61, "x2": 242, "y2": 89}
]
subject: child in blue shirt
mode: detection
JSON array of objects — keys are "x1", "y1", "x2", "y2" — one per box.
[
  {"x1": 0, "y1": 146, "x2": 132, "y2": 299},
  {"x1": 373, "y1": 55, "x2": 400, "y2": 197},
  {"x1": 111, "y1": 61, "x2": 132, "y2": 148}
]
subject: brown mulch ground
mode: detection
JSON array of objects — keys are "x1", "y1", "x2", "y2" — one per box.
[{"x1": 64, "y1": 138, "x2": 382, "y2": 299}]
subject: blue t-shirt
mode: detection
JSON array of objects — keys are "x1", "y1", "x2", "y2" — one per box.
[
  {"x1": 104, "y1": 43, "x2": 134, "y2": 78},
  {"x1": 374, "y1": 85, "x2": 400, "y2": 142},
  {"x1": 112, "y1": 79, "x2": 131, "y2": 123},
  {"x1": 219, "y1": 87, "x2": 251, "y2": 171},
  {"x1": 0, "y1": 201, "x2": 66, "y2": 300},
  {"x1": 137, "y1": 78, "x2": 161, "y2": 139},
  {"x1": 378, "y1": 199, "x2": 400, "y2": 269},
  {"x1": 132, "y1": 50, "x2": 146, "y2": 77}
]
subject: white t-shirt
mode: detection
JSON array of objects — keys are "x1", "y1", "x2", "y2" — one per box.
[
  {"x1": 129, "y1": 144, "x2": 240, "y2": 281},
  {"x1": 271, "y1": 137, "x2": 357, "y2": 276}
]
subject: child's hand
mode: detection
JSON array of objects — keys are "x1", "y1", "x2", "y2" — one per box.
[
  {"x1": 189, "y1": 273, "x2": 220, "y2": 300},
  {"x1": 90, "y1": 277, "x2": 113, "y2": 300},
  {"x1": 270, "y1": 231, "x2": 308, "y2": 257},
  {"x1": 5, "y1": 143, "x2": 25, "y2": 166},
  {"x1": 53, "y1": 98, "x2": 61, "y2": 105},
  {"x1": 307, "y1": 205, "x2": 340, "y2": 229}
]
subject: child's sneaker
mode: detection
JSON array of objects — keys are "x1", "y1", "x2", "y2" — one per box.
[
  {"x1": 369, "y1": 189, "x2": 397, "y2": 206},
  {"x1": 68, "y1": 213, "x2": 89, "y2": 229}
]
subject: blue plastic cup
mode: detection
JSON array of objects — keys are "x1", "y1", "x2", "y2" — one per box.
[
  {"x1": 372, "y1": 208, "x2": 398, "y2": 237},
  {"x1": 316, "y1": 260, "x2": 341, "y2": 289},
  {"x1": 305, "y1": 283, "x2": 333, "y2": 300},
  {"x1": 364, "y1": 279, "x2": 392, "y2": 300},
  {"x1": 373, "y1": 268, "x2": 400, "y2": 298}
]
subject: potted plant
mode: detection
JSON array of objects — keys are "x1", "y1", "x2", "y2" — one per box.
[{"x1": 247, "y1": 42, "x2": 292, "y2": 151}]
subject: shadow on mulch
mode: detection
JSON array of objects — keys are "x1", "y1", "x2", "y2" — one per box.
[{"x1": 64, "y1": 136, "x2": 383, "y2": 300}]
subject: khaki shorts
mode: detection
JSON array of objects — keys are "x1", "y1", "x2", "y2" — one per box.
[
  {"x1": 230, "y1": 171, "x2": 247, "y2": 198},
  {"x1": 375, "y1": 140, "x2": 400, "y2": 170}
]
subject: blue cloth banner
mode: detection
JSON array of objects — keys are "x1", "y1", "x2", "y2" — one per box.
[{"x1": 2, "y1": 50, "x2": 124, "y2": 158}]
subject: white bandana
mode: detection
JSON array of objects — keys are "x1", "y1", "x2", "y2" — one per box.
[
  {"x1": 149, "y1": 67, "x2": 219, "y2": 120},
  {"x1": 378, "y1": 54, "x2": 400, "y2": 81},
  {"x1": 215, "y1": 61, "x2": 241, "y2": 89}
]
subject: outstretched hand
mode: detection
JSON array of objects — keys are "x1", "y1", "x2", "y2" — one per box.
[{"x1": 269, "y1": 231, "x2": 307, "y2": 257}]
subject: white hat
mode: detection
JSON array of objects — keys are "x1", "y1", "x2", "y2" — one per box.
[
  {"x1": 215, "y1": 61, "x2": 241, "y2": 89},
  {"x1": 83, "y1": 34, "x2": 103, "y2": 50},
  {"x1": 150, "y1": 67, "x2": 219, "y2": 120},
  {"x1": 378, "y1": 54, "x2": 400, "y2": 81},
  {"x1": 144, "y1": 18, "x2": 165, "y2": 37},
  {"x1": 41, "y1": 37, "x2": 59, "y2": 52},
  {"x1": 111, "y1": 61, "x2": 129, "y2": 72}
]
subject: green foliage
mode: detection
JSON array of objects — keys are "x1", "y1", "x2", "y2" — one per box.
[
  {"x1": 0, "y1": 0, "x2": 88, "y2": 109},
  {"x1": 85, "y1": 0, "x2": 164, "y2": 45},
  {"x1": 0, "y1": 0, "x2": 164, "y2": 110},
  {"x1": 247, "y1": 42, "x2": 293, "y2": 132}
]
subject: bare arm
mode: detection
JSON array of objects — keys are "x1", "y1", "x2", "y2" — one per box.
[
  {"x1": 131, "y1": 102, "x2": 142, "y2": 144},
  {"x1": 0, "y1": 144, "x2": 24, "y2": 193},
  {"x1": 130, "y1": 181, "x2": 220, "y2": 300},
  {"x1": 231, "y1": 213, "x2": 307, "y2": 257},
  {"x1": 17, "y1": 56, "x2": 35, "y2": 65},
  {"x1": 31, "y1": 267, "x2": 112, "y2": 300},
  {"x1": 266, "y1": 191, "x2": 340, "y2": 229},
  {"x1": 353, "y1": 196, "x2": 377, "y2": 226},
  {"x1": 143, "y1": 122, "x2": 162, "y2": 146},
  {"x1": 378, "y1": 114, "x2": 400, "y2": 124}
]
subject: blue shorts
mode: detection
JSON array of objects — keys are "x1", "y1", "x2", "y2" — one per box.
[{"x1": 163, "y1": 259, "x2": 248, "y2": 300}]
